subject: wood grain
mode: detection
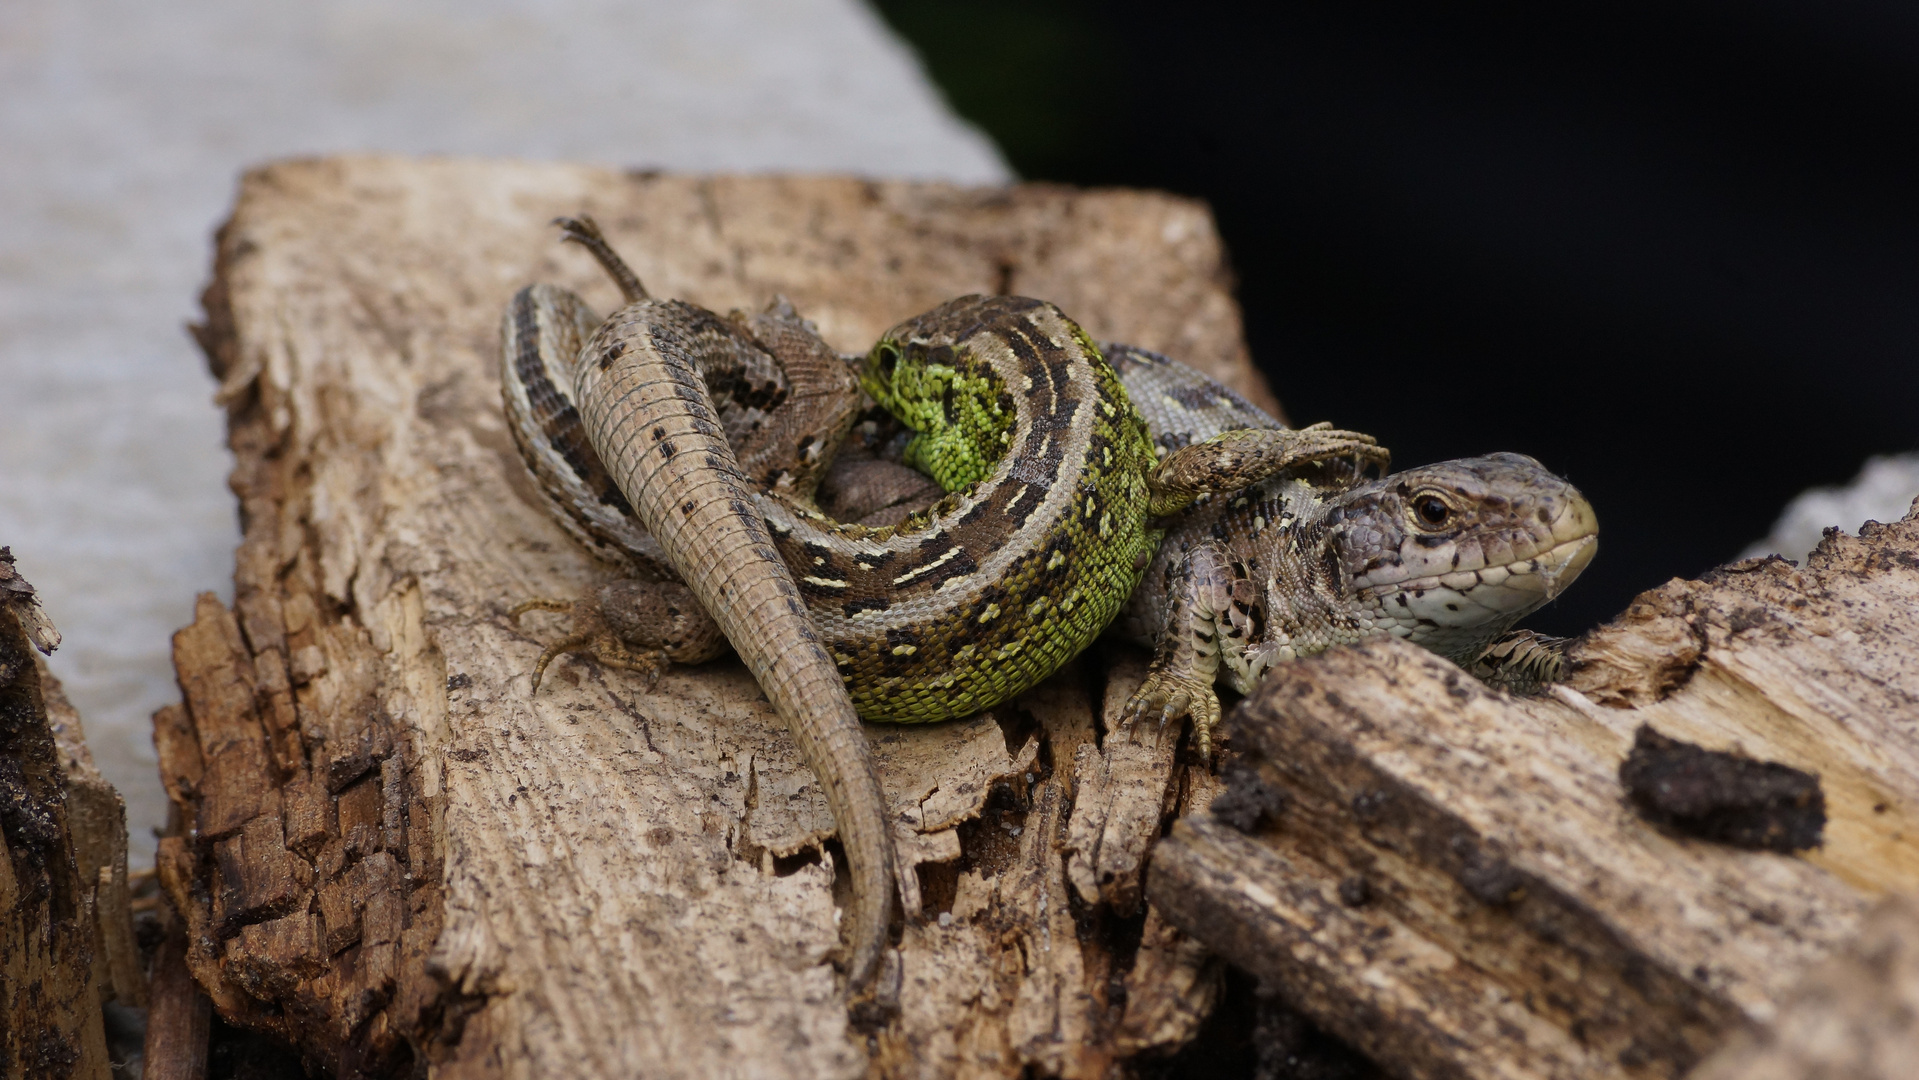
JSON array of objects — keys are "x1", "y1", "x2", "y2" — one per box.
[{"x1": 1689, "y1": 892, "x2": 1919, "y2": 1080}]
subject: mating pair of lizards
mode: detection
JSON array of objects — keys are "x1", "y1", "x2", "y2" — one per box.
[{"x1": 499, "y1": 217, "x2": 1598, "y2": 998}]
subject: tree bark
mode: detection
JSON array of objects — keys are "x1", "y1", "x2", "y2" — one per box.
[
  {"x1": 161, "y1": 159, "x2": 1262, "y2": 1078},
  {"x1": 1149, "y1": 507, "x2": 1919, "y2": 1079}
]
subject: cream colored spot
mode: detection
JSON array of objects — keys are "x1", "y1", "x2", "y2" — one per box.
[
  {"x1": 979, "y1": 603, "x2": 1001, "y2": 624},
  {"x1": 892, "y1": 643, "x2": 918, "y2": 656}
]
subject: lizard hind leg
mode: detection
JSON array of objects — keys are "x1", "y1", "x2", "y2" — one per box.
[
  {"x1": 1123, "y1": 669, "x2": 1222, "y2": 758},
  {"x1": 509, "y1": 578, "x2": 726, "y2": 692},
  {"x1": 553, "y1": 215, "x2": 649, "y2": 303}
]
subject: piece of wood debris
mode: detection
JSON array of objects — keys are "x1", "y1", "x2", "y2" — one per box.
[
  {"x1": 162, "y1": 158, "x2": 1258, "y2": 1078},
  {"x1": 2, "y1": 549, "x2": 137, "y2": 1080}
]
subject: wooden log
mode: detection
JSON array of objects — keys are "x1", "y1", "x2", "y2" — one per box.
[
  {"x1": 163, "y1": 158, "x2": 1263, "y2": 1078},
  {"x1": 1148, "y1": 505, "x2": 1919, "y2": 1079},
  {"x1": 1687, "y1": 891, "x2": 1919, "y2": 1080},
  {"x1": 1, "y1": 550, "x2": 128, "y2": 1080}
]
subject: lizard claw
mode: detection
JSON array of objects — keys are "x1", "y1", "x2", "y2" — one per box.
[{"x1": 1120, "y1": 669, "x2": 1222, "y2": 760}]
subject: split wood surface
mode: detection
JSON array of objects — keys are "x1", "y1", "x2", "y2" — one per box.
[
  {"x1": 1149, "y1": 507, "x2": 1919, "y2": 1079},
  {"x1": 160, "y1": 158, "x2": 1263, "y2": 1080}
]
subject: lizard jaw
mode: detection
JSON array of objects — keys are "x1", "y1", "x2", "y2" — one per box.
[{"x1": 1368, "y1": 529, "x2": 1598, "y2": 657}]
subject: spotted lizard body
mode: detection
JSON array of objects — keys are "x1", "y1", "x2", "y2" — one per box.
[{"x1": 1105, "y1": 344, "x2": 1598, "y2": 754}]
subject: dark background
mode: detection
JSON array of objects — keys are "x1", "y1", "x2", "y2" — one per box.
[{"x1": 872, "y1": 0, "x2": 1919, "y2": 636}]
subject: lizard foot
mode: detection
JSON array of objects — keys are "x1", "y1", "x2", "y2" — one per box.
[
  {"x1": 1468, "y1": 629, "x2": 1569, "y2": 696},
  {"x1": 1120, "y1": 669, "x2": 1223, "y2": 761},
  {"x1": 509, "y1": 595, "x2": 669, "y2": 692}
]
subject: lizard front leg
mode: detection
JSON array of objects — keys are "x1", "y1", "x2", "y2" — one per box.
[
  {"x1": 1120, "y1": 539, "x2": 1249, "y2": 760},
  {"x1": 1145, "y1": 423, "x2": 1390, "y2": 517},
  {"x1": 1467, "y1": 629, "x2": 1570, "y2": 694},
  {"x1": 1125, "y1": 423, "x2": 1385, "y2": 760}
]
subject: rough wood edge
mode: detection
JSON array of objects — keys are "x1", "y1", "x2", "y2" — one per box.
[{"x1": 1, "y1": 552, "x2": 115, "y2": 1080}]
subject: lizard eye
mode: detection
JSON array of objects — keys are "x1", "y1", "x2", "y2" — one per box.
[
  {"x1": 1413, "y1": 493, "x2": 1452, "y2": 528},
  {"x1": 874, "y1": 342, "x2": 901, "y2": 382}
]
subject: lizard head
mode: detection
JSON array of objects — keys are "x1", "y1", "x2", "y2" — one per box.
[
  {"x1": 861, "y1": 296, "x2": 1039, "y2": 493},
  {"x1": 1324, "y1": 452, "x2": 1598, "y2": 662}
]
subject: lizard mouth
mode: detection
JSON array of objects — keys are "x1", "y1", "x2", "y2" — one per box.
[{"x1": 1396, "y1": 529, "x2": 1599, "y2": 615}]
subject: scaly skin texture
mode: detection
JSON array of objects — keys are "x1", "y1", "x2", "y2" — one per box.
[
  {"x1": 499, "y1": 219, "x2": 1388, "y2": 995},
  {"x1": 756, "y1": 297, "x2": 1379, "y2": 722},
  {"x1": 503, "y1": 234, "x2": 1387, "y2": 726},
  {"x1": 571, "y1": 297, "x2": 901, "y2": 998}
]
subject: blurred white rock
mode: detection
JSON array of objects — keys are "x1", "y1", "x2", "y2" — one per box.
[{"x1": 1740, "y1": 453, "x2": 1919, "y2": 564}]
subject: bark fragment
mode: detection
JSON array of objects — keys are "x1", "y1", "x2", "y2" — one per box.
[{"x1": 2, "y1": 550, "x2": 135, "y2": 1080}]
